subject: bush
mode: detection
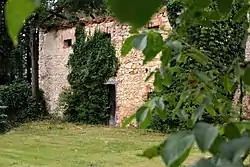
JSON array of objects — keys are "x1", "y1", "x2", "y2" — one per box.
[
  {"x1": 63, "y1": 25, "x2": 118, "y2": 124},
  {"x1": 60, "y1": 87, "x2": 110, "y2": 124},
  {"x1": 149, "y1": 0, "x2": 247, "y2": 132},
  {"x1": 0, "y1": 81, "x2": 47, "y2": 124},
  {"x1": 150, "y1": 112, "x2": 187, "y2": 133},
  {"x1": 0, "y1": 106, "x2": 9, "y2": 133}
]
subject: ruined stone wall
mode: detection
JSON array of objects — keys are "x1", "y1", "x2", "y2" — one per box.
[
  {"x1": 39, "y1": 8, "x2": 171, "y2": 123},
  {"x1": 39, "y1": 28, "x2": 74, "y2": 117},
  {"x1": 237, "y1": 35, "x2": 250, "y2": 118},
  {"x1": 39, "y1": 7, "x2": 250, "y2": 124}
]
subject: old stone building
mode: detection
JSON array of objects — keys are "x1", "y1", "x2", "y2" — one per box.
[
  {"x1": 39, "y1": 8, "x2": 250, "y2": 125},
  {"x1": 39, "y1": 8, "x2": 170, "y2": 125}
]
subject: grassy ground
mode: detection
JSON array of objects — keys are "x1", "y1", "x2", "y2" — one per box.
[{"x1": 0, "y1": 122, "x2": 205, "y2": 167}]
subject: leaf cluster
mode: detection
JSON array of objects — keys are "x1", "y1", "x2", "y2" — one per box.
[
  {"x1": 63, "y1": 25, "x2": 119, "y2": 124},
  {"x1": 113, "y1": 0, "x2": 250, "y2": 166},
  {"x1": 0, "y1": 81, "x2": 47, "y2": 132}
]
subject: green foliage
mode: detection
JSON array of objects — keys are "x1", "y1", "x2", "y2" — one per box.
[
  {"x1": 161, "y1": 131, "x2": 194, "y2": 166},
  {"x1": 57, "y1": 0, "x2": 108, "y2": 15},
  {"x1": 60, "y1": 87, "x2": 111, "y2": 124},
  {"x1": 112, "y1": 0, "x2": 250, "y2": 165},
  {"x1": 7, "y1": 0, "x2": 250, "y2": 166},
  {"x1": 0, "y1": 81, "x2": 47, "y2": 124},
  {"x1": 194, "y1": 122, "x2": 218, "y2": 152},
  {"x1": 139, "y1": 143, "x2": 163, "y2": 159},
  {"x1": 150, "y1": 112, "x2": 187, "y2": 133},
  {"x1": 5, "y1": 0, "x2": 38, "y2": 46},
  {"x1": 1, "y1": 0, "x2": 32, "y2": 85},
  {"x1": 5, "y1": 0, "x2": 111, "y2": 42},
  {"x1": 40, "y1": 0, "x2": 111, "y2": 31},
  {"x1": 0, "y1": 106, "x2": 9, "y2": 133},
  {"x1": 164, "y1": 1, "x2": 182, "y2": 28},
  {"x1": 108, "y1": 0, "x2": 163, "y2": 29},
  {"x1": 149, "y1": 0, "x2": 246, "y2": 133},
  {"x1": 63, "y1": 25, "x2": 118, "y2": 124},
  {"x1": 244, "y1": 66, "x2": 250, "y2": 85},
  {"x1": 149, "y1": 101, "x2": 224, "y2": 133},
  {"x1": 0, "y1": 0, "x2": 14, "y2": 85},
  {"x1": 68, "y1": 28, "x2": 118, "y2": 88},
  {"x1": 216, "y1": 0, "x2": 234, "y2": 15}
]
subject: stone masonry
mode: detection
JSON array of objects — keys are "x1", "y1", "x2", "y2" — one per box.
[
  {"x1": 39, "y1": 7, "x2": 250, "y2": 125},
  {"x1": 39, "y1": 8, "x2": 171, "y2": 124}
]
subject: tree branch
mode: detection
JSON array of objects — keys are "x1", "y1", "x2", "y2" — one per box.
[
  {"x1": 240, "y1": 76, "x2": 244, "y2": 122},
  {"x1": 47, "y1": 10, "x2": 68, "y2": 20}
]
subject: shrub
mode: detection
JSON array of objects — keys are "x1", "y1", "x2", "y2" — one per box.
[
  {"x1": 63, "y1": 25, "x2": 118, "y2": 124},
  {"x1": 0, "y1": 106, "x2": 9, "y2": 134},
  {"x1": 150, "y1": 112, "x2": 187, "y2": 133},
  {"x1": 149, "y1": 0, "x2": 247, "y2": 132},
  {"x1": 0, "y1": 81, "x2": 47, "y2": 124},
  {"x1": 60, "y1": 87, "x2": 110, "y2": 124}
]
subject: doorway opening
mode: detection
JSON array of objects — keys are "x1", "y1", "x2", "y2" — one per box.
[{"x1": 106, "y1": 83, "x2": 116, "y2": 126}]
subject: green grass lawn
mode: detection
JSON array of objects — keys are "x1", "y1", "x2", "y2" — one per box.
[{"x1": 0, "y1": 122, "x2": 205, "y2": 167}]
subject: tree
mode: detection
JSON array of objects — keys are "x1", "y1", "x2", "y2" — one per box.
[
  {"x1": 29, "y1": 14, "x2": 39, "y2": 101},
  {"x1": 150, "y1": 0, "x2": 248, "y2": 132},
  {"x1": 109, "y1": 0, "x2": 250, "y2": 166},
  {"x1": 64, "y1": 25, "x2": 118, "y2": 124},
  {"x1": 0, "y1": 0, "x2": 14, "y2": 85},
  {"x1": 4, "y1": 0, "x2": 109, "y2": 101},
  {"x1": 57, "y1": 0, "x2": 108, "y2": 16},
  {"x1": 5, "y1": 0, "x2": 250, "y2": 166},
  {"x1": 0, "y1": 0, "x2": 31, "y2": 85}
]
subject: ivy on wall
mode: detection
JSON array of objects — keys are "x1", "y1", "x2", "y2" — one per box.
[
  {"x1": 62, "y1": 25, "x2": 119, "y2": 124},
  {"x1": 149, "y1": 0, "x2": 248, "y2": 132}
]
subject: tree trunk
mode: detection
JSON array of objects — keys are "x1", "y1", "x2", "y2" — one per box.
[
  {"x1": 30, "y1": 25, "x2": 40, "y2": 101},
  {"x1": 26, "y1": 45, "x2": 31, "y2": 83},
  {"x1": 18, "y1": 47, "x2": 24, "y2": 79}
]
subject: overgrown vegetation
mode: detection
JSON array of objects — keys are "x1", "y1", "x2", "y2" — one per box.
[
  {"x1": 62, "y1": 25, "x2": 118, "y2": 124},
  {"x1": 6, "y1": 0, "x2": 250, "y2": 166},
  {"x1": 0, "y1": 105, "x2": 8, "y2": 133},
  {"x1": 39, "y1": 0, "x2": 111, "y2": 31},
  {"x1": 109, "y1": 0, "x2": 250, "y2": 166},
  {"x1": 0, "y1": 81, "x2": 48, "y2": 133},
  {"x1": 1, "y1": 0, "x2": 115, "y2": 133},
  {"x1": 150, "y1": 0, "x2": 246, "y2": 133}
]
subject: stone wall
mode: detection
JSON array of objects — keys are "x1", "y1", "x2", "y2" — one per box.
[
  {"x1": 39, "y1": 8, "x2": 171, "y2": 123},
  {"x1": 39, "y1": 7, "x2": 250, "y2": 124},
  {"x1": 233, "y1": 35, "x2": 250, "y2": 119}
]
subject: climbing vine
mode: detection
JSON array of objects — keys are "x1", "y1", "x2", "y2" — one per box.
[
  {"x1": 5, "y1": 0, "x2": 250, "y2": 166},
  {"x1": 62, "y1": 25, "x2": 119, "y2": 124},
  {"x1": 150, "y1": 0, "x2": 247, "y2": 132},
  {"x1": 109, "y1": 0, "x2": 250, "y2": 166}
]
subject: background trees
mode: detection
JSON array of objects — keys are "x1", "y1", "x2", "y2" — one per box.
[
  {"x1": 150, "y1": 0, "x2": 248, "y2": 132},
  {"x1": 1, "y1": 0, "x2": 109, "y2": 99},
  {"x1": 4, "y1": 0, "x2": 250, "y2": 166},
  {"x1": 0, "y1": 0, "x2": 15, "y2": 85},
  {"x1": 109, "y1": 0, "x2": 250, "y2": 166}
]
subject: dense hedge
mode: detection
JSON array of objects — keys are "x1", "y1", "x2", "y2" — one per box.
[
  {"x1": 150, "y1": 0, "x2": 247, "y2": 132},
  {"x1": 0, "y1": 107, "x2": 8, "y2": 133},
  {"x1": 0, "y1": 81, "x2": 47, "y2": 133},
  {"x1": 63, "y1": 25, "x2": 118, "y2": 124}
]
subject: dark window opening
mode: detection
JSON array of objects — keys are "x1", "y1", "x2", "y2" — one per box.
[
  {"x1": 148, "y1": 25, "x2": 160, "y2": 29},
  {"x1": 107, "y1": 83, "x2": 116, "y2": 127},
  {"x1": 104, "y1": 33, "x2": 111, "y2": 38},
  {"x1": 147, "y1": 91, "x2": 153, "y2": 100},
  {"x1": 63, "y1": 39, "x2": 72, "y2": 48}
]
